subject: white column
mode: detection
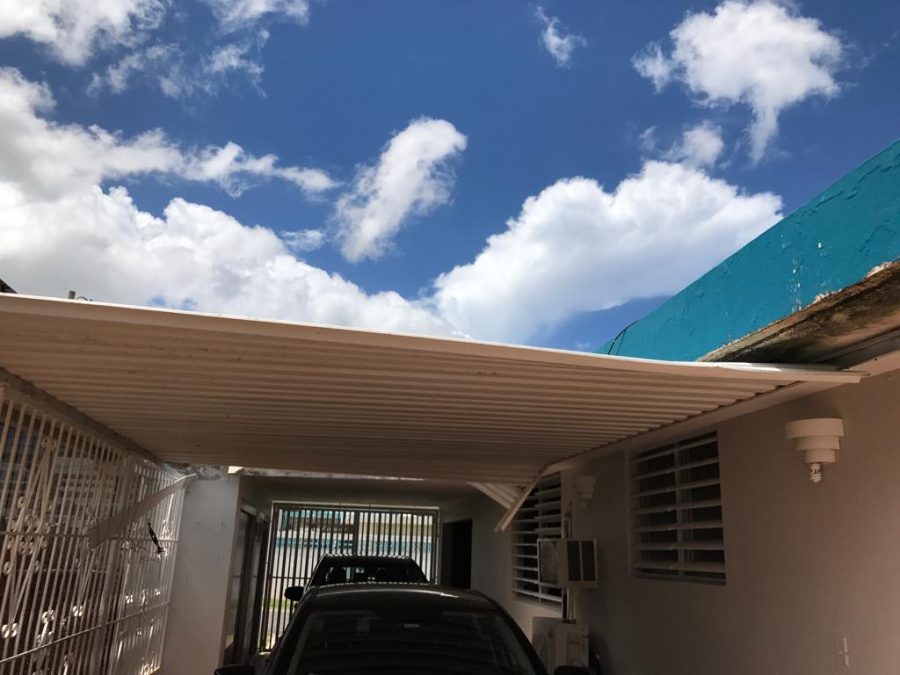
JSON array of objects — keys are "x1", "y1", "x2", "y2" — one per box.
[{"x1": 161, "y1": 477, "x2": 241, "y2": 675}]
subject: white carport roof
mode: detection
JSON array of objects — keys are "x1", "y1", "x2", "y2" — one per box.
[{"x1": 0, "y1": 294, "x2": 863, "y2": 485}]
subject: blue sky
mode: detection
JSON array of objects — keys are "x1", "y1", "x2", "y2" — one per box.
[{"x1": 0, "y1": 0, "x2": 897, "y2": 350}]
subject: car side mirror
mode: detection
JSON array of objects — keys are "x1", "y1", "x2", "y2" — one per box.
[
  {"x1": 284, "y1": 585, "x2": 304, "y2": 601},
  {"x1": 554, "y1": 667, "x2": 590, "y2": 675},
  {"x1": 214, "y1": 665, "x2": 255, "y2": 675}
]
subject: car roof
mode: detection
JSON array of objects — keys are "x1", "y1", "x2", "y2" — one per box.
[
  {"x1": 318, "y1": 554, "x2": 416, "y2": 563},
  {"x1": 306, "y1": 584, "x2": 496, "y2": 611}
]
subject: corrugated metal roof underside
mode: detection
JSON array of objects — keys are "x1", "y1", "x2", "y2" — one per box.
[{"x1": 0, "y1": 295, "x2": 861, "y2": 484}]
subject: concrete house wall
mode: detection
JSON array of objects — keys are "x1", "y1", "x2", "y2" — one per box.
[
  {"x1": 461, "y1": 367, "x2": 900, "y2": 674},
  {"x1": 162, "y1": 476, "x2": 475, "y2": 674}
]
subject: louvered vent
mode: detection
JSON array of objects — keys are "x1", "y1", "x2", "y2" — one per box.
[
  {"x1": 631, "y1": 433, "x2": 726, "y2": 584},
  {"x1": 511, "y1": 473, "x2": 563, "y2": 604}
]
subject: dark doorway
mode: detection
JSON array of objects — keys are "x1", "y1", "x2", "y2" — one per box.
[{"x1": 441, "y1": 519, "x2": 472, "y2": 589}]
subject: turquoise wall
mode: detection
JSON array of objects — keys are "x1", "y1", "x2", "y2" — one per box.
[{"x1": 600, "y1": 140, "x2": 900, "y2": 361}]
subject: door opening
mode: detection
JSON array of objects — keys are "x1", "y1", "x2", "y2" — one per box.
[{"x1": 441, "y1": 519, "x2": 472, "y2": 589}]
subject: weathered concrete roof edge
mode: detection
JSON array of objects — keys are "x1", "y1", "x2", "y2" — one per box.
[{"x1": 600, "y1": 139, "x2": 900, "y2": 361}]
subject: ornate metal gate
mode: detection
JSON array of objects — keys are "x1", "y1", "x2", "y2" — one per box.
[
  {"x1": 258, "y1": 503, "x2": 439, "y2": 650},
  {"x1": 0, "y1": 383, "x2": 187, "y2": 674}
]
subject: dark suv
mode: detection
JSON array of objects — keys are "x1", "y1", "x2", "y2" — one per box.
[
  {"x1": 216, "y1": 584, "x2": 588, "y2": 675},
  {"x1": 283, "y1": 554, "x2": 427, "y2": 600}
]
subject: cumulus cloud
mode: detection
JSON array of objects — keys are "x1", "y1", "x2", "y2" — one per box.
[
  {"x1": 0, "y1": 68, "x2": 334, "y2": 199},
  {"x1": 334, "y1": 118, "x2": 467, "y2": 262},
  {"x1": 202, "y1": 0, "x2": 311, "y2": 32},
  {"x1": 633, "y1": 0, "x2": 845, "y2": 163},
  {"x1": 535, "y1": 7, "x2": 587, "y2": 67},
  {"x1": 0, "y1": 69, "x2": 447, "y2": 337},
  {"x1": 665, "y1": 122, "x2": 725, "y2": 167},
  {"x1": 0, "y1": 0, "x2": 165, "y2": 65},
  {"x1": 0, "y1": 72, "x2": 784, "y2": 346},
  {"x1": 0, "y1": 186, "x2": 453, "y2": 335},
  {"x1": 433, "y1": 161, "x2": 782, "y2": 343}
]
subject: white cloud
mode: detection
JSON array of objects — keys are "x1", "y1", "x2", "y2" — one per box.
[
  {"x1": 282, "y1": 229, "x2": 325, "y2": 253},
  {"x1": 0, "y1": 0, "x2": 165, "y2": 64},
  {"x1": 633, "y1": 0, "x2": 845, "y2": 163},
  {"x1": 665, "y1": 122, "x2": 725, "y2": 167},
  {"x1": 334, "y1": 118, "x2": 467, "y2": 262},
  {"x1": 0, "y1": 69, "x2": 181, "y2": 199},
  {"x1": 182, "y1": 142, "x2": 336, "y2": 197},
  {"x1": 632, "y1": 43, "x2": 671, "y2": 90},
  {"x1": 205, "y1": 38, "x2": 265, "y2": 80},
  {"x1": 0, "y1": 0, "x2": 296, "y2": 92},
  {"x1": 433, "y1": 160, "x2": 782, "y2": 343},
  {"x1": 0, "y1": 71, "x2": 785, "y2": 347},
  {"x1": 0, "y1": 186, "x2": 454, "y2": 336},
  {"x1": 90, "y1": 32, "x2": 268, "y2": 99},
  {"x1": 535, "y1": 7, "x2": 587, "y2": 67},
  {"x1": 3, "y1": 158, "x2": 781, "y2": 344},
  {"x1": 0, "y1": 68, "x2": 334, "y2": 199},
  {"x1": 639, "y1": 126, "x2": 658, "y2": 154},
  {"x1": 0, "y1": 69, "x2": 449, "y2": 337},
  {"x1": 202, "y1": 0, "x2": 311, "y2": 32},
  {"x1": 89, "y1": 44, "x2": 180, "y2": 95}
]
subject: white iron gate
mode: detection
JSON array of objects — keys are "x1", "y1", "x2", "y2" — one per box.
[
  {"x1": 259, "y1": 503, "x2": 439, "y2": 650},
  {"x1": 0, "y1": 383, "x2": 187, "y2": 675}
]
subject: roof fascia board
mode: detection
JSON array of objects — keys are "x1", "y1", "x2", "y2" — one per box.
[
  {"x1": 0, "y1": 294, "x2": 862, "y2": 385},
  {"x1": 540, "y1": 378, "x2": 857, "y2": 476}
]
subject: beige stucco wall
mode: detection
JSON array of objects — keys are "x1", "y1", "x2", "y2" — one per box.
[
  {"x1": 469, "y1": 496, "x2": 562, "y2": 636},
  {"x1": 570, "y1": 367, "x2": 900, "y2": 675},
  {"x1": 158, "y1": 367, "x2": 900, "y2": 675}
]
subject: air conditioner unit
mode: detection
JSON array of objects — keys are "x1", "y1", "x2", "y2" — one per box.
[
  {"x1": 538, "y1": 538, "x2": 597, "y2": 588},
  {"x1": 532, "y1": 617, "x2": 589, "y2": 671}
]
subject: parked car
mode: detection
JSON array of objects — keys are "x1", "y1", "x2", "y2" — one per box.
[
  {"x1": 216, "y1": 584, "x2": 587, "y2": 675},
  {"x1": 282, "y1": 554, "x2": 428, "y2": 601}
]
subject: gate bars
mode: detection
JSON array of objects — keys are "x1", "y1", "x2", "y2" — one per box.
[
  {"x1": 0, "y1": 384, "x2": 187, "y2": 675},
  {"x1": 258, "y1": 503, "x2": 439, "y2": 651}
]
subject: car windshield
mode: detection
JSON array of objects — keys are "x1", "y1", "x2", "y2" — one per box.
[
  {"x1": 311, "y1": 560, "x2": 427, "y2": 585},
  {"x1": 280, "y1": 603, "x2": 543, "y2": 675}
]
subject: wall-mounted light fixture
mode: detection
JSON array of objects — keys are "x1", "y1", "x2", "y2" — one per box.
[{"x1": 785, "y1": 418, "x2": 844, "y2": 483}]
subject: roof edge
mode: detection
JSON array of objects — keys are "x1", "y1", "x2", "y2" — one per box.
[
  {"x1": 0, "y1": 293, "x2": 861, "y2": 384},
  {"x1": 702, "y1": 259, "x2": 900, "y2": 364}
]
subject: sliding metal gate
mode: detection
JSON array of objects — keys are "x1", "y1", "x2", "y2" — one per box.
[
  {"x1": 0, "y1": 384, "x2": 186, "y2": 675},
  {"x1": 259, "y1": 503, "x2": 439, "y2": 650}
]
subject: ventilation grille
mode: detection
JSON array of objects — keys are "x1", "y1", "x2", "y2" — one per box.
[
  {"x1": 511, "y1": 474, "x2": 562, "y2": 604},
  {"x1": 631, "y1": 433, "x2": 725, "y2": 584}
]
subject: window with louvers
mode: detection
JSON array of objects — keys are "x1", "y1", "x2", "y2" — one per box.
[
  {"x1": 511, "y1": 474, "x2": 563, "y2": 604},
  {"x1": 631, "y1": 432, "x2": 726, "y2": 584}
]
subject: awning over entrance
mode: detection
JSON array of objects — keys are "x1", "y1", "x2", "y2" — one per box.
[{"x1": 0, "y1": 294, "x2": 862, "y2": 484}]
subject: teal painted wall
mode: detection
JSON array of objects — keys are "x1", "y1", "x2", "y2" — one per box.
[{"x1": 600, "y1": 140, "x2": 900, "y2": 361}]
